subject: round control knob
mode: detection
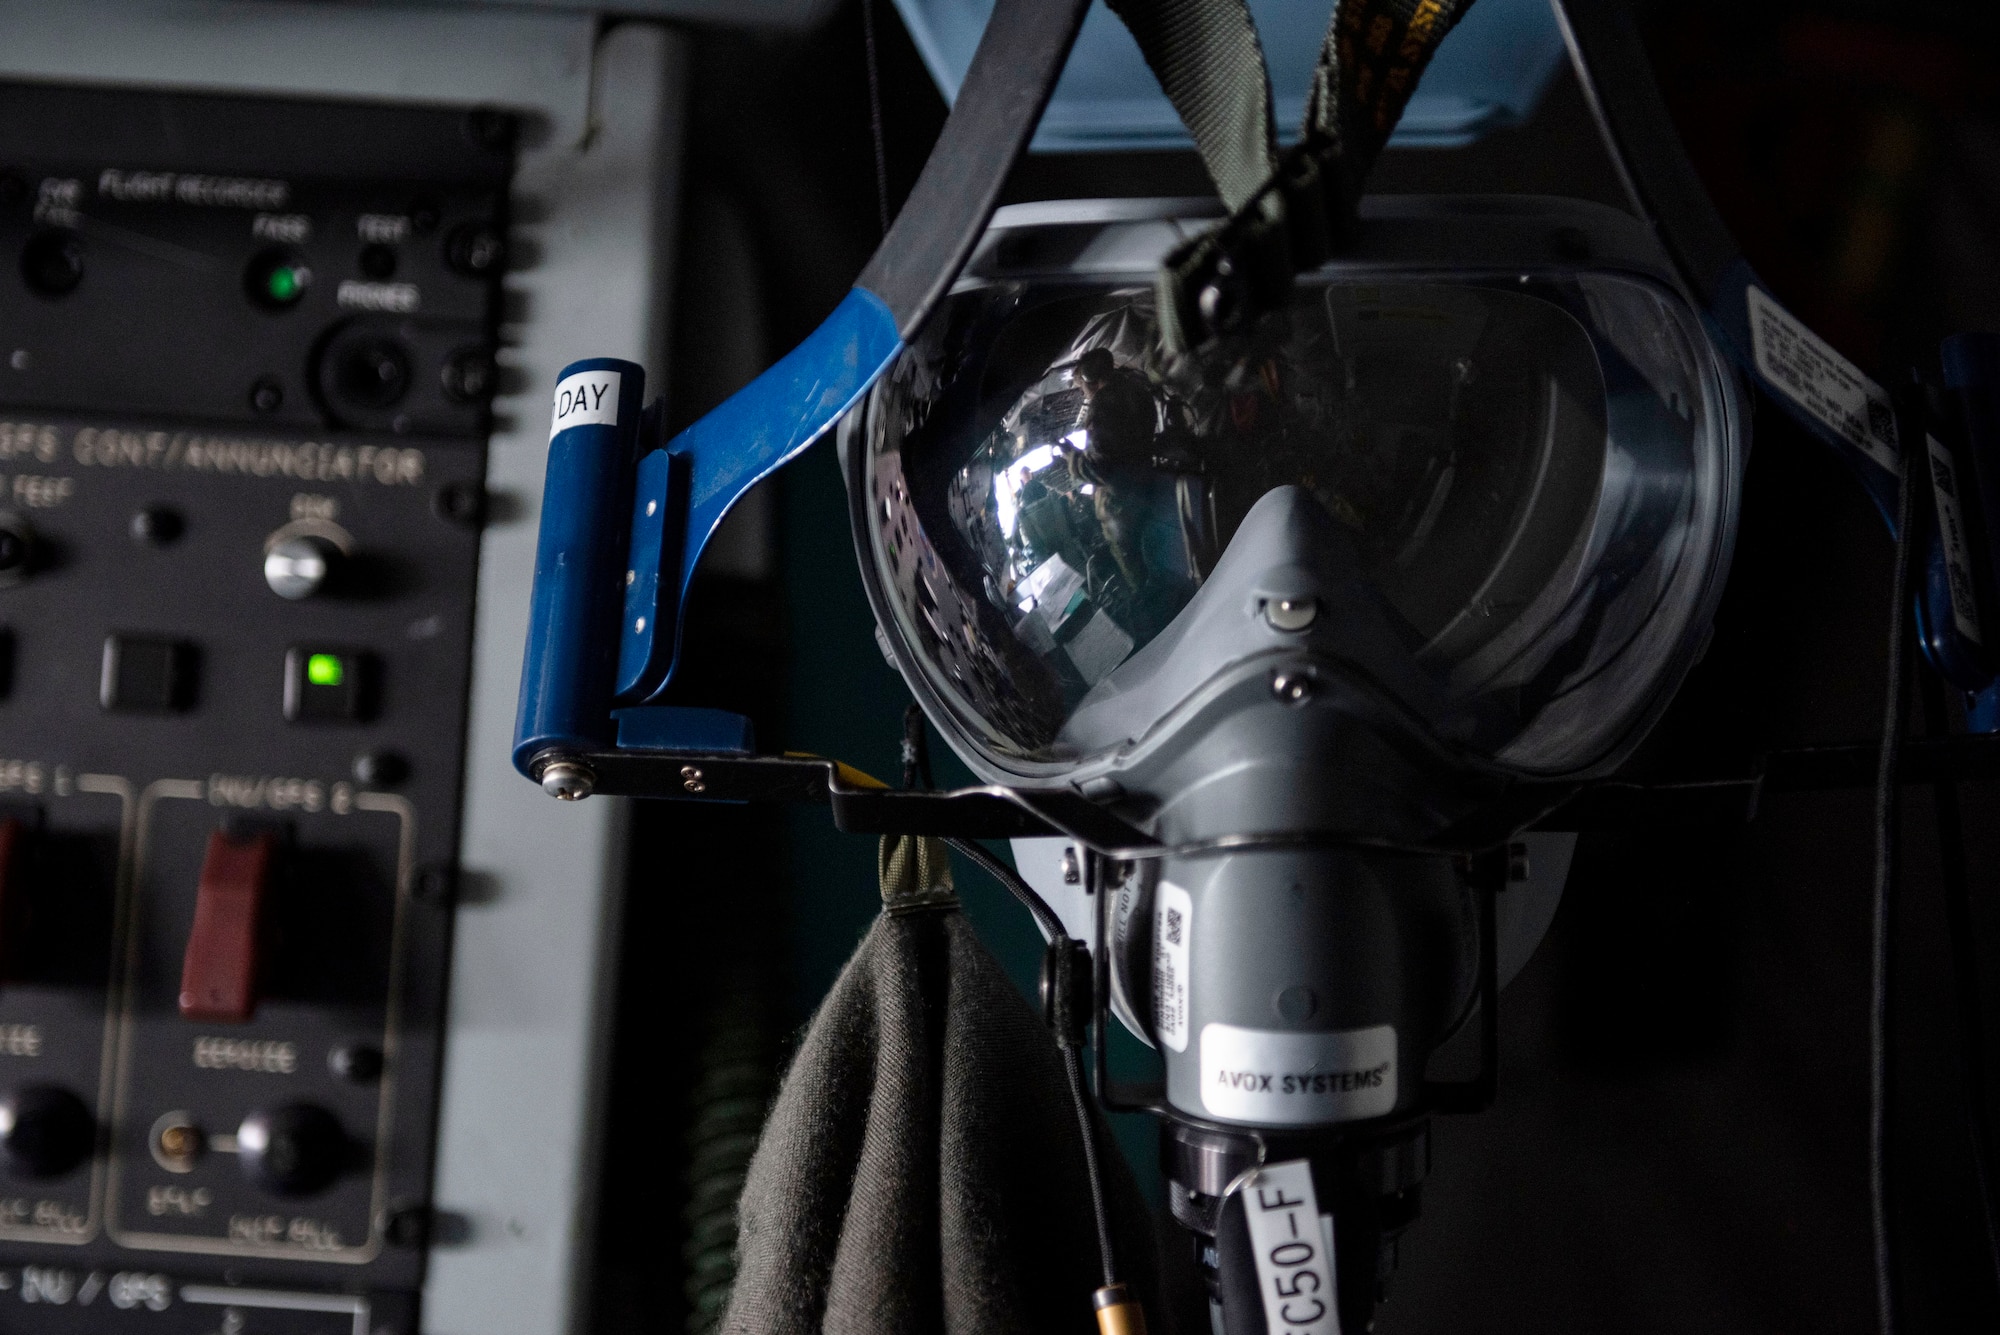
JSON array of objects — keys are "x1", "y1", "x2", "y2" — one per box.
[
  {"x1": 332, "y1": 337, "x2": 411, "y2": 410},
  {"x1": 444, "y1": 222, "x2": 505, "y2": 278},
  {"x1": 237, "y1": 1104, "x2": 346, "y2": 1197},
  {"x1": 264, "y1": 535, "x2": 339, "y2": 600},
  {"x1": 20, "y1": 230, "x2": 83, "y2": 297},
  {"x1": 0, "y1": 512, "x2": 33, "y2": 587},
  {"x1": 0, "y1": 1086, "x2": 94, "y2": 1179}
]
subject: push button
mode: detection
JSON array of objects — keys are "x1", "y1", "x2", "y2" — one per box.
[
  {"x1": 180, "y1": 829, "x2": 273, "y2": 1023},
  {"x1": 100, "y1": 635, "x2": 195, "y2": 713},
  {"x1": 0, "y1": 817, "x2": 19, "y2": 968},
  {"x1": 283, "y1": 647, "x2": 372, "y2": 723}
]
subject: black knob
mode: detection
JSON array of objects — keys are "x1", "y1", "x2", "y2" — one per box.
[
  {"x1": 248, "y1": 376, "x2": 284, "y2": 415},
  {"x1": 0, "y1": 513, "x2": 32, "y2": 585},
  {"x1": 328, "y1": 1044, "x2": 383, "y2": 1083},
  {"x1": 444, "y1": 223, "x2": 505, "y2": 278},
  {"x1": 332, "y1": 338, "x2": 410, "y2": 409},
  {"x1": 130, "y1": 506, "x2": 184, "y2": 546},
  {"x1": 351, "y1": 750, "x2": 408, "y2": 787},
  {"x1": 20, "y1": 231, "x2": 82, "y2": 297},
  {"x1": 238, "y1": 1104, "x2": 346, "y2": 1197},
  {"x1": 439, "y1": 347, "x2": 494, "y2": 404},
  {"x1": 0, "y1": 1086, "x2": 94, "y2": 1179}
]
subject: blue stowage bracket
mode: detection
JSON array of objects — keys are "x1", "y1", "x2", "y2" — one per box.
[
  {"x1": 512, "y1": 287, "x2": 904, "y2": 774},
  {"x1": 513, "y1": 358, "x2": 648, "y2": 776},
  {"x1": 1704, "y1": 269, "x2": 2000, "y2": 697},
  {"x1": 1945, "y1": 334, "x2": 2000, "y2": 712},
  {"x1": 614, "y1": 705, "x2": 756, "y2": 754},
  {"x1": 615, "y1": 285, "x2": 903, "y2": 705}
]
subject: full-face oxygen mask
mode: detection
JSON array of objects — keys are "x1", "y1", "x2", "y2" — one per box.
[{"x1": 840, "y1": 193, "x2": 1741, "y2": 1325}]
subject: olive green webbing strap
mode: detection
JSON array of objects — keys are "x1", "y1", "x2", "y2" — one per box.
[
  {"x1": 1306, "y1": 0, "x2": 1476, "y2": 170},
  {"x1": 1110, "y1": 0, "x2": 1478, "y2": 352},
  {"x1": 879, "y1": 832, "x2": 959, "y2": 915},
  {"x1": 1104, "y1": 0, "x2": 1278, "y2": 213}
]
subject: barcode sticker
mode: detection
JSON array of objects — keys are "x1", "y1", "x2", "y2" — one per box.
[
  {"x1": 1241, "y1": 1159, "x2": 1341, "y2": 1335},
  {"x1": 1154, "y1": 881, "x2": 1191, "y2": 1052},
  {"x1": 1747, "y1": 285, "x2": 1900, "y2": 475},
  {"x1": 1927, "y1": 434, "x2": 1984, "y2": 646}
]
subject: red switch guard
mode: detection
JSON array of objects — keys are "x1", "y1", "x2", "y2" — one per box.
[{"x1": 180, "y1": 829, "x2": 274, "y2": 1023}]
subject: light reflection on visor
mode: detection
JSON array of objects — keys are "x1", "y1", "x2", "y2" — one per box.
[{"x1": 859, "y1": 272, "x2": 1730, "y2": 775}]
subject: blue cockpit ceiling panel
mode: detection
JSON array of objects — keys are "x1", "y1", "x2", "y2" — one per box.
[{"x1": 890, "y1": 0, "x2": 1567, "y2": 152}]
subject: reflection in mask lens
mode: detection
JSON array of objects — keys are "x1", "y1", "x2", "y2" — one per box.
[{"x1": 862, "y1": 274, "x2": 1725, "y2": 773}]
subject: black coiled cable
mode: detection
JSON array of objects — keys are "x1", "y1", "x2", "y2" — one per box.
[
  {"x1": 945, "y1": 834, "x2": 1121, "y2": 1292},
  {"x1": 922, "y1": 706, "x2": 1122, "y2": 1298},
  {"x1": 683, "y1": 996, "x2": 776, "y2": 1333},
  {"x1": 1869, "y1": 434, "x2": 1918, "y2": 1335}
]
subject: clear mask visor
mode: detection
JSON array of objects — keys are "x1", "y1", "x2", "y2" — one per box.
[{"x1": 860, "y1": 268, "x2": 1734, "y2": 777}]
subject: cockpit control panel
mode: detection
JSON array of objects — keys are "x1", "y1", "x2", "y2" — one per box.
[{"x1": 0, "y1": 79, "x2": 507, "y2": 1332}]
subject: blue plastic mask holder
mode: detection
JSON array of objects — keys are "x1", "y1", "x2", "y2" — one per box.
[
  {"x1": 511, "y1": 0, "x2": 1096, "y2": 783},
  {"x1": 1557, "y1": 0, "x2": 2000, "y2": 713}
]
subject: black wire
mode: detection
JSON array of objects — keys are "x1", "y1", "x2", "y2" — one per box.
[
  {"x1": 945, "y1": 835, "x2": 1066, "y2": 943},
  {"x1": 1871, "y1": 455, "x2": 1917, "y2": 1335},
  {"x1": 944, "y1": 834, "x2": 1120, "y2": 1288},
  {"x1": 1063, "y1": 1042, "x2": 1120, "y2": 1289},
  {"x1": 1918, "y1": 670, "x2": 2000, "y2": 1299},
  {"x1": 860, "y1": 0, "x2": 891, "y2": 238},
  {"x1": 901, "y1": 702, "x2": 934, "y2": 791}
]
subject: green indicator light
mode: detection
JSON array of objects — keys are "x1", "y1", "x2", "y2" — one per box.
[
  {"x1": 266, "y1": 265, "x2": 302, "y2": 303},
  {"x1": 306, "y1": 653, "x2": 345, "y2": 687}
]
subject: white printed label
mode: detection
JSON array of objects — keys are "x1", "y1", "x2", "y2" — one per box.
[
  {"x1": 1153, "y1": 881, "x2": 1192, "y2": 1052},
  {"x1": 1927, "y1": 434, "x2": 1984, "y2": 646},
  {"x1": 1747, "y1": 285, "x2": 1901, "y2": 475},
  {"x1": 550, "y1": 370, "x2": 622, "y2": 440},
  {"x1": 1201, "y1": 1023, "x2": 1396, "y2": 1124},
  {"x1": 1240, "y1": 1159, "x2": 1341, "y2": 1335},
  {"x1": 335, "y1": 279, "x2": 419, "y2": 313}
]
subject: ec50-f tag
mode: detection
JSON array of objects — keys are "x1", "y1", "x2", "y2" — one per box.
[{"x1": 1242, "y1": 1158, "x2": 1340, "y2": 1335}]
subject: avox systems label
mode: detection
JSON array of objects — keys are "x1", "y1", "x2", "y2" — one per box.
[{"x1": 1200, "y1": 1023, "x2": 1397, "y2": 1124}]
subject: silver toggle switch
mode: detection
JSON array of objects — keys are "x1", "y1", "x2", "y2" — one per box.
[{"x1": 263, "y1": 536, "x2": 338, "y2": 600}]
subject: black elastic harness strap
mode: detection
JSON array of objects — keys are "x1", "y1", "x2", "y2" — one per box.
[
  {"x1": 1552, "y1": 0, "x2": 1741, "y2": 302},
  {"x1": 1106, "y1": 0, "x2": 1278, "y2": 212},
  {"x1": 857, "y1": 0, "x2": 1093, "y2": 337}
]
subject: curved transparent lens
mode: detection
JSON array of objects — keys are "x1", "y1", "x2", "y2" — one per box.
[{"x1": 861, "y1": 271, "x2": 1729, "y2": 774}]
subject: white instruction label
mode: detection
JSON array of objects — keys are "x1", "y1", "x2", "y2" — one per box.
[
  {"x1": 1240, "y1": 1159, "x2": 1341, "y2": 1335},
  {"x1": 549, "y1": 369, "x2": 622, "y2": 440},
  {"x1": 1153, "y1": 881, "x2": 1192, "y2": 1052},
  {"x1": 1201, "y1": 1023, "x2": 1396, "y2": 1124},
  {"x1": 1927, "y1": 434, "x2": 1984, "y2": 646},
  {"x1": 1747, "y1": 285, "x2": 1900, "y2": 475}
]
